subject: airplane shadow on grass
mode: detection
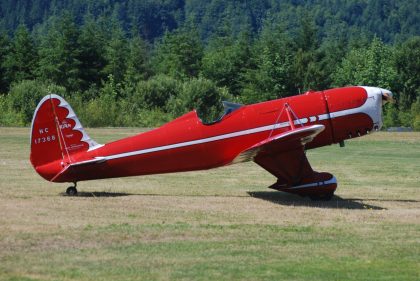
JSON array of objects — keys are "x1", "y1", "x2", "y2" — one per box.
[
  {"x1": 60, "y1": 191, "x2": 392, "y2": 210},
  {"x1": 248, "y1": 191, "x2": 385, "y2": 210},
  {"x1": 61, "y1": 191, "x2": 250, "y2": 198},
  {"x1": 61, "y1": 191, "x2": 133, "y2": 197}
]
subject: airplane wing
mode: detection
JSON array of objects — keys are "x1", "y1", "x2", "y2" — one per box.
[{"x1": 233, "y1": 124, "x2": 335, "y2": 195}]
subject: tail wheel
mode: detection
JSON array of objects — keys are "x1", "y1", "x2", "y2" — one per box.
[{"x1": 66, "y1": 183, "x2": 78, "y2": 196}]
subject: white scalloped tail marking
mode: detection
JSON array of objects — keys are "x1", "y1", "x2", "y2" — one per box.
[{"x1": 51, "y1": 94, "x2": 103, "y2": 151}]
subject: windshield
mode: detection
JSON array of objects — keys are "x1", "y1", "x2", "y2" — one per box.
[{"x1": 199, "y1": 101, "x2": 243, "y2": 125}]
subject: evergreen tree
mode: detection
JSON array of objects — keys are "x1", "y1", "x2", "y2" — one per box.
[
  {"x1": 152, "y1": 27, "x2": 204, "y2": 79},
  {"x1": 37, "y1": 13, "x2": 82, "y2": 92},
  {"x1": 395, "y1": 36, "x2": 420, "y2": 110},
  {"x1": 78, "y1": 13, "x2": 107, "y2": 91},
  {"x1": 0, "y1": 32, "x2": 11, "y2": 93},
  {"x1": 102, "y1": 17, "x2": 128, "y2": 86},
  {"x1": 201, "y1": 29, "x2": 254, "y2": 97},
  {"x1": 242, "y1": 24, "x2": 294, "y2": 103},
  {"x1": 0, "y1": 0, "x2": 419, "y2": 129},
  {"x1": 201, "y1": 27, "x2": 235, "y2": 91},
  {"x1": 125, "y1": 34, "x2": 150, "y2": 87},
  {"x1": 229, "y1": 29, "x2": 255, "y2": 95},
  {"x1": 292, "y1": 16, "x2": 326, "y2": 92},
  {"x1": 4, "y1": 24, "x2": 38, "y2": 84},
  {"x1": 333, "y1": 37, "x2": 397, "y2": 90},
  {"x1": 1, "y1": 0, "x2": 419, "y2": 44},
  {"x1": 317, "y1": 37, "x2": 348, "y2": 90}
]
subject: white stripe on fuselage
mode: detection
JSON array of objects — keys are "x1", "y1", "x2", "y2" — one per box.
[
  {"x1": 103, "y1": 120, "x2": 295, "y2": 161},
  {"x1": 89, "y1": 93, "x2": 374, "y2": 162}
]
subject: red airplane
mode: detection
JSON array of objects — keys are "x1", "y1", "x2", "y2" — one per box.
[{"x1": 30, "y1": 86, "x2": 393, "y2": 200}]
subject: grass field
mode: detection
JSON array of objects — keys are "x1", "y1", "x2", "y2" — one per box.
[{"x1": 0, "y1": 127, "x2": 419, "y2": 281}]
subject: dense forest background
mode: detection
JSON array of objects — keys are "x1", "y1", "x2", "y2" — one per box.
[{"x1": 0, "y1": 0, "x2": 419, "y2": 129}]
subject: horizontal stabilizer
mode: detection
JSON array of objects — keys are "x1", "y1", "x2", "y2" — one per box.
[
  {"x1": 51, "y1": 157, "x2": 107, "y2": 182},
  {"x1": 68, "y1": 157, "x2": 107, "y2": 167}
]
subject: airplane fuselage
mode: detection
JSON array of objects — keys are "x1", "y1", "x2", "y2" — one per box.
[{"x1": 34, "y1": 86, "x2": 386, "y2": 183}]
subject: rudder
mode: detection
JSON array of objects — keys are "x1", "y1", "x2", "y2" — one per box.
[{"x1": 30, "y1": 94, "x2": 100, "y2": 181}]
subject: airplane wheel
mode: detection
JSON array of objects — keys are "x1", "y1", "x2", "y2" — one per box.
[{"x1": 66, "y1": 186, "x2": 77, "y2": 196}]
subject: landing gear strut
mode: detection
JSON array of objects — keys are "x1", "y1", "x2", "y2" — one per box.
[{"x1": 66, "y1": 182, "x2": 78, "y2": 196}]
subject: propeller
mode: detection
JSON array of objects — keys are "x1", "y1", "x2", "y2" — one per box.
[{"x1": 381, "y1": 89, "x2": 395, "y2": 105}]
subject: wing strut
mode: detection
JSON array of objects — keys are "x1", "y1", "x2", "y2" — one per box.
[{"x1": 285, "y1": 103, "x2": 296, "y2": 130}]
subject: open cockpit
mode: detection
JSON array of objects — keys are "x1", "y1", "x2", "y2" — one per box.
[{"x1": 199, "y1": 101, "x2": 243, "y2": 125}]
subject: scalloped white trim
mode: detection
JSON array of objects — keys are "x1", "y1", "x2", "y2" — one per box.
[
  {"x1": 30, "y1": 94, "x2": 101, "y2": 150},
  {"x1": 318, "y1": 86, "x2": 392, "y2": 131}
]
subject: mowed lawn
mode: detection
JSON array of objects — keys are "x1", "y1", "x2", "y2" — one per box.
[{"x1": 0, "y1": 127, "x2": 419, "y2": 281}]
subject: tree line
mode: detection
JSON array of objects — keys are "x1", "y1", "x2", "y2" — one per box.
[
  {"x1": 1, "y1": 0, "x2": 419, "y2": 44},
  {"x1": 0, "y1": 11, "x2": 419, "y2": 129}
]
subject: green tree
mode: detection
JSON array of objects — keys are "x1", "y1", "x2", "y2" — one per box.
[
  {"x1": 102, "y1": 18, "x2": 128, "y2": 86},
  {"x1": 125, "y1": 34, "x2": 150, "y2": 87},
  {"x1": 152, "y1": 28, "x2": 204, "y2": 79},
  {"x1": 242, "y1": 24, "x2": 294, "y2": 103},
  {"x1": 201, "y1": 36, "x2": 236, "y2": 93},
  {"x1": 4, "y1": 24, "x2": 38, "y2": 85},
  {"x1": 37, "y1": 13, "x2": 82, "y2": 92},
  {"x1": 0, "y1": 32, "x2": 11, "y2": 93},
  {"x1": 292, "y1": 16, "x2": 326, "y2": 92},
  {"x1": 394, "y1": 36, "x2": 420, "y2": 110},
  {"x1": 333, "y1": 37, "x2": 397, "y2": 90},
  {"x1": 86, "y1": 75, "x2": 120, "y2": 127},
  {"x1": 317, "y1": 38, "x2": 348, "y2": 90},
  {"x1": 201, "y1": 30, "x2": 254, "y2": 97},
  {"x1": 78, "y1": 14, "x2": 107, "y2": 91}
]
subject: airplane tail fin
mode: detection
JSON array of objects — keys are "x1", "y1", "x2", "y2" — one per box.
[{"x1": 30, "y1": 94, "x2": 101, "y2": 181}]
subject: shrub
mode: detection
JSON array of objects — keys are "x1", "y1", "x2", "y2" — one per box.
[
  {"x1": 8, "y1": 80, "x2": 66, "y2": 125},
  {"x1": 132, "y1": 74, "x2": 180, "y2": 110},
  {"x1": 0, "y1": 95, "x2": 25, "y2": 126},
  {"x1": 398, "y1": 110, "x2": 412, "y2": 128},
  {"x1": 411, "y1": 99, "x2": 420, "y2": 131},
  {"x1": 382, "y1": 103, "x2": 400, "y2": 128},
  {"x1": 175, "y1": 78, "x2": 231, "y2": 123},
  {"x1": 136, "y1": 108, "x2": 173, "y2": 127}
]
